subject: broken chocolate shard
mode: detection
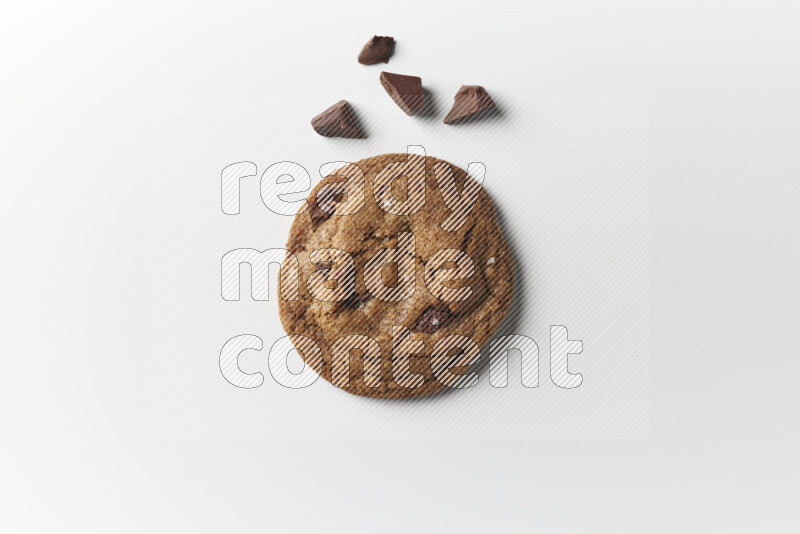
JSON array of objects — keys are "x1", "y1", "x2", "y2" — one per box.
[
  {"x1": 443, "y1": 85, "x2": 496, "y2": 124},
  {"x1": 311, "y1": 100, "x2": 366, "y2": 138},
  {"x1": 380, "y1": 71, "x2": 424, "y2": 116},
  {"x1": 413, "y1": 307, "x2": 452, "y2": 334},
  {"x1": 358, "y1": 35, "x2": 395, "y2": 65}
]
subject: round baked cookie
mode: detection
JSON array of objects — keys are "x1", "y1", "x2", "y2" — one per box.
[{"x1": 278, "y1": 153, "x2": 513, "y2": 399}]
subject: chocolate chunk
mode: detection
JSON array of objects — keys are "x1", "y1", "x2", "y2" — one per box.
[
  {"x1": 443, "y1": 85, "x2": 496, "y2": 124},
  {"x1": 413, "y1": 307, "x2": 452, "y2": 334},
  {"x1": 380, "y1": 71, "x2": 424, "y2": 116},
  {"x1": 358, "y1": 35, "x2": 395, "y2": 65},
  {"x1": 309, "y1": 203, "x2": 331, "y2": 225},
  {"x1": 309, "y1": 186, "x2": 348, "y2": 226},
  {"x1": 315, "y1": 261, "x2": 332, "y2": 271},
  {"x1": 317, "y1": 187, "x2": 345, "y2": 205},
  {"x1": 307, "y1": 194, "x2": 336, "y2": 226},
  {"x1": 311, "y1": 100, "x2": 366, "y2": 138},
  {"x1": 345, "y1": 292, "x2": 373, "y2": 310}
]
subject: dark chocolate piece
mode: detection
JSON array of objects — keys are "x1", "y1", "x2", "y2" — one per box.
[
  {"x1": 443, "y1": 85, "x2": 496, "y2": 124},
  {"x1": 317, "y1": 188, "x2": 345, "y2": 205},
  {"x1": 309, "y1": 187, "x2": 347, "y2": 226},
  {"x1": 358, "y1": 36, "x2": 395, "y2": 65},
  {"x1": 379, "y1": 71, "x2": 424, "y2": 116},
  {"x1": 345, "y1": 292, "x2": 373, "y2": 310},
  {"x1": 309, "y1": 203, "x2": 331, "y2": 225},
  {"x1": 413, "y1": 307, "x2": 452, "y2": 334},
  {"x1": 311, "y1": 100, "x2": 365, "y2": 138}
]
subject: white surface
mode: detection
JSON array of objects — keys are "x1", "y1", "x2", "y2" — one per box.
[{"x1": 2, "y1": 0, "x2": 799, "y2": 532}]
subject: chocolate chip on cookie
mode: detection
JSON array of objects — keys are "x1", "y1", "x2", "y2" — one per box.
[
  {"x1": 344, "y1": 292, "x2": 373, "y2": 309},
  {"x1": 413, "y1": 306, "x2": 452, "y2": 334}
]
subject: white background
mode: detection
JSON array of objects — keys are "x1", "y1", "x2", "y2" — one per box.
[{"x1": 2, "y1": 0, "x2": 799, "y2": 532}]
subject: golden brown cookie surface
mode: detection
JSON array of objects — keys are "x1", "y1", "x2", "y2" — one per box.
[{"x1": 278, "y1": 154, "x2": 514, "y2": 399}]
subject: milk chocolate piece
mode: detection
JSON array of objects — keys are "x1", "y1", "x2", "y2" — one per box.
[
  {"x1": 443, "y1": 85, "x2": 496, "y2": 124},
  {"x1": 311, "y1": 100, "x2": 365, "y2": 138},
  {"x1": 380, "y1": 71, "x2": 424, "y2": 116},
  {"x1": 358, "y1": 36, "x2": 395, "y2": 65}
]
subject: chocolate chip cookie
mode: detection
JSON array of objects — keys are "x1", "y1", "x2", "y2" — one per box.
[{"x1": 278, "y1": 153, "x2": 514, "y2": 399}]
